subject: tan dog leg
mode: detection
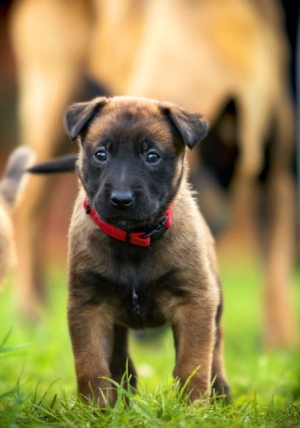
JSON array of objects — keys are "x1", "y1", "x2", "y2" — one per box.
[
  {"x1": 10, "y1": 0, "x2": 90, "y2": 319},
  {"x1": 171, "y1": 298, "x2": 216, "y2": 402},
  {"x1": 262, "y1": 168, "x2": 297, "y2": 348},
  {"x1": 261, "y1": 93, "x2": 297, "y2": 349},
  {"x1": 68, "y1": 302, "x2": 116, "y2": 406}
]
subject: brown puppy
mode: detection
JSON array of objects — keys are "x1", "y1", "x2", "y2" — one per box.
[{"x1": 64, "y1": 96, "x2": 230, "y2": 406}]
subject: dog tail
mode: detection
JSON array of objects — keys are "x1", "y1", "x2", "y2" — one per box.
[
  {"x1": 0, "y1": 146, "x2": 35, "y2": 209},
  {"x1": 27, "y1": 153, "x2": 77, "y2": 174}
]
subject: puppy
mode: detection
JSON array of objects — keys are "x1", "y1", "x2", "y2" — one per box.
[{"x1": 63, "y1": 96, "x2": 230, "y2": 406}]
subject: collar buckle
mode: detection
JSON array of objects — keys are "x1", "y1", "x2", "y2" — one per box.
[
  {"x1": 85, "y1": 203, "x2": 91, "y2": 215},
  {"x1": 142, "y1": 216, "x2": 168, "y2": 242}
]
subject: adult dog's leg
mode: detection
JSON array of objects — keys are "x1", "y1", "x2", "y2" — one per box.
[
  {"x1": 260, "y1": 93, "x2": 297, "y2": 348},
  {"x1": 262, "y1": 166, "x2": 297, "y2": 348},
  {"x1": 9, "y1": 0, "x2": 90, "y2": 319}
]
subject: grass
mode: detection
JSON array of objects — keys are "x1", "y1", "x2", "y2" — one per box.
[{"x1": 0, "y1": 253, "x2": 299, "y2": 427}]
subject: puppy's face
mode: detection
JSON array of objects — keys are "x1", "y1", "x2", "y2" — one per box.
[{"x1": 64, "y1": 96, "x2": 208, "y2": 229}]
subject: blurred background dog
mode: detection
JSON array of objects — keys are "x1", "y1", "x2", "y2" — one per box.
[
  {"x1": 0, "y1": 146, "x2": 33, "y2": 286},
  {"x1": 0, "y1": 0, "x2": 298, "y2": 348}
]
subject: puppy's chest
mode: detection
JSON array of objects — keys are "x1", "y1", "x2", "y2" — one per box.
[
  {"x1": 118, "y1": 280, "x2": 164, "y2": 329},
  {"x1": 83, "y1": 267, "x2": 183, "y2": 329}
]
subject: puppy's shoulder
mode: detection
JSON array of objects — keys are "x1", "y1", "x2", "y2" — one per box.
[{"x1": 173, "y1": 183, "x2": 211, "y2": 239}]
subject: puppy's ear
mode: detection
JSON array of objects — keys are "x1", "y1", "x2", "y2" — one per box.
[
  {"x1": 160, "y1": 103, "x2": 209, "y2": 149},
  {"x1": 64, "y1": 97, "x2": 108, "y2": 140}
]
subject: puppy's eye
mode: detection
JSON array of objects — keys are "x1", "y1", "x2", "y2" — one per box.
[
  {"x1": 94, "y1": 149, "x2": 107, "y2": 162},
  {"x1": 146, "y1": 152, "x2": 160, "y2": 164}
]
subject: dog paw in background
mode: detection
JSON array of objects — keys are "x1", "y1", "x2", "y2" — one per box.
[{"x1": 0, "y1": 146, "x2": 34, "y2": 286}]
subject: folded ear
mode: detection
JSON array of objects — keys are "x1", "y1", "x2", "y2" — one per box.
[
  {"x1": 64, "y1": 97, "x2": 108, "y2": 140},
  {"x1": 160, "y1": 102, "x2": 209, "y2": 149}
]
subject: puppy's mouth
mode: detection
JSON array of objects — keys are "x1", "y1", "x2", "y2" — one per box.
[
  {"x1": 92, "y1": 201, "x2": 166, "y2": 231},
  {"x1": 93, "y1": 202, "x2": 160, "y2": 231}
]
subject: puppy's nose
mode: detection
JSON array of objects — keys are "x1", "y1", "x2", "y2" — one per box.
[{"x1": 110, "y1": 190, "x2": 134, "y2": 210}]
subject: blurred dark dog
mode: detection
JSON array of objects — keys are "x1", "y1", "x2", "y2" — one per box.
[
  {"x1": 60, "y1": 96, "x2": 229, "y2": 405},
  {"x1": 10, "y1": 0, "x2": 297, "y2": 348}
]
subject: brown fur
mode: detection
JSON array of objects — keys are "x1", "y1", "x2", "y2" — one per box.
[
  {"x1": 65, "y1": 96, "x2": 229, "y2": 406},
  {"x1": 9, "y1": 0, "x2": 297, "y2": 348}
]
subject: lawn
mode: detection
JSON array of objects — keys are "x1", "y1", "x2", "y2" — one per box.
[{"x1": 0, "y1": 251, "x2": 299, "y2": 427}]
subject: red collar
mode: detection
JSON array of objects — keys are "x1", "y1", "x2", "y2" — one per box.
[{"x1": 83, "y1": 198, "x2": 173, "y2": 247}]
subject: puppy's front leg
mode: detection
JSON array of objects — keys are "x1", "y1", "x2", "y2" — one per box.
[
  {"x1": 68, "y1": 293, "x2": 115, "y2": 407},
  {"x1": 171, "y1": 295, "x2": 217, "y2": 402}
]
